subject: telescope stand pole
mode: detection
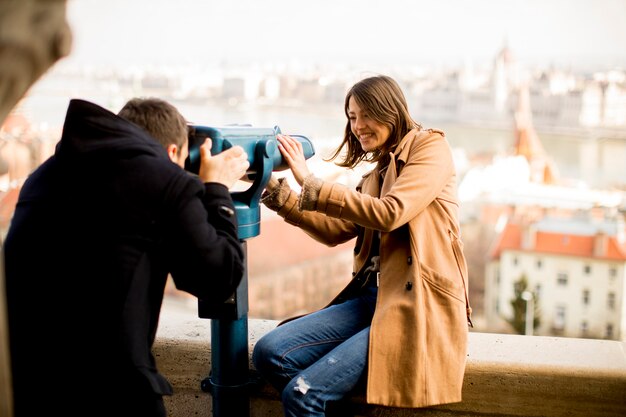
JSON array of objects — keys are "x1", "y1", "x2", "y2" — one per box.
[{"x1": 202, "y1": 241, "x2": 251, "y2": 417}]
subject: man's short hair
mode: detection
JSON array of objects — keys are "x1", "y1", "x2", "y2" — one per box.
[{"x1": 117, "y1": 97, "x2": 188, "y2": 149}]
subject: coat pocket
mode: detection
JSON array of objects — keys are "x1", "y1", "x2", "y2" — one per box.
[
  {"x1": 448, "y1": 229, "x2": 468, "y2": 283},
  {"x1": 420, "y1": 262, "x2": 465, "y2": 304},
  {"x1": 448, "y1": 229, "x2": 473, "y2": 326}
]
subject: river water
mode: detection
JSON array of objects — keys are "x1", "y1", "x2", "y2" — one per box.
[
  {"x1": 172, "y1": 99, "x2": 626, "y2": 190},
  {"x1": 16, "y1": 79, "x2": 626, "y2": 190}
]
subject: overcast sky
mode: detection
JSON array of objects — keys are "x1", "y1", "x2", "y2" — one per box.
[{"x1": 60, "y1": 0, "x2": 626, "y2": 71}]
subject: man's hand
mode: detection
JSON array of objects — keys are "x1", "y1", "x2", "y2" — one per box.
[{"x1": 198, "y1": 138, "x2": 250, "y2": 189}]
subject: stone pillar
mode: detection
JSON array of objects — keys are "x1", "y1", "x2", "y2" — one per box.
[{"x1": 0, "y1": 1, "x2": 72, "y2": 415}]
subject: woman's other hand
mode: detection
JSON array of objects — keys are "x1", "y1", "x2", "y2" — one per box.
[{"x1": 277, "y1": 134, "x2": 311, "y2": 186}]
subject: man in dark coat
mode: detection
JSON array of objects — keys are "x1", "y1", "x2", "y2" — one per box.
[{"x1": 3, "y1": 98, "x2": 250, "y2": 417}]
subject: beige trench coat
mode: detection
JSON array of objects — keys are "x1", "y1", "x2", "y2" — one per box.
[{"x1": 273, "y1": 128, "x2": 471, "y2": 408}]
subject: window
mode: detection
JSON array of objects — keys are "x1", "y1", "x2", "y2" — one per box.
[
  {"x1": 606, "y1": 323, "x2": 614, "y2": 339},
  {"x1": 535, "y1": 284, "x2": 542, "y2": 300},
  {"x1": 580, "y1": 321, "x2": 588, "y2": 337},
  {"x1": 609, "y1": 266, "x2": 617, "y2": 279},
  {"x1": 554, "y1": 305, "x2": 566, "y2": 330},
  {"x1": 512, "y1": 256, "x2": 518, "y2": 266},
  {"x1": 582, "y1": 289, "x2": 590, "y2": 305},
  {"x1": 607, "y1": 292, "x2": 616, "y2": 310},
  {"x1": 536, "y1": 259, "x2": 543, "y2": 269},
  {"x1": 557, "y1": 272, "x2": 568, "y2": 286},
  {"x1": 583, "y1": 264, "x2": 591, "y2": 275}
]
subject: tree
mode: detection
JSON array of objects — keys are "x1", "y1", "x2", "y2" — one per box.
[{"x1": 507, "y1": 274, "x2": 541, "y2": 335}]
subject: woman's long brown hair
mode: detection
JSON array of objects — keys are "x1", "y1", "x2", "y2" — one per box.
[{"x1": 326, "y1": 75, "x2": 420, "y2": 169}]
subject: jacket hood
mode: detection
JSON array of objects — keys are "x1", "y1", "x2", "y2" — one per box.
[{"x1": 56, "y1": 98, "x2": 168, "y2": 163}]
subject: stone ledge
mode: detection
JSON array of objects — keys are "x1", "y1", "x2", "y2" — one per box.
[{"x1": 154, "y1": 312, "x2": 626, "y2": 417}]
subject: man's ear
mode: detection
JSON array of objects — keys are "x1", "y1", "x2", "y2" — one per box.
[{"x1": 166, "y1": 144, "x2": 179, "y2": 163}]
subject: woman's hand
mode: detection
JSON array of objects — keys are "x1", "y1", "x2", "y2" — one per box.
[
  {"x1": 277, "y1": 134, "x2": 311, "y2": 186},
  {"x1": 198, "y1": 138, "x2": 250, "y2": 189}
]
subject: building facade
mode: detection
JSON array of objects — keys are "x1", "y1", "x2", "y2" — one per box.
[{"x1": 485, "y1": 216, "x2": 626, "y2": 340}]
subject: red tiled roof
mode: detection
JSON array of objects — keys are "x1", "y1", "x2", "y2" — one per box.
[
  {"x1": 534, "y1": 232, "x2": 593, "y2": 257},
  {"x1": 489, "y1": 223, "x2": 522, "y2": 259},
  {"x1": 607, "y1": 237, "x2": 626, "y2": 260},
  {"x1": 490, "y1": 222, "x2": 626, "y2": 261}
]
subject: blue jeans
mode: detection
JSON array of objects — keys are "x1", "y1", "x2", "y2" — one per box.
[{"x1": 252, "y1": 285, "x2": 377, "y2": 417}]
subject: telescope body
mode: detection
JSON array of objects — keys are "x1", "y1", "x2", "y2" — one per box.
[
  {"x1": 186, "y1": 125, "x2": 314, "y2": 175},
  {"x1": 190, "y1": 126, "x2": 317, "y2": 416}
]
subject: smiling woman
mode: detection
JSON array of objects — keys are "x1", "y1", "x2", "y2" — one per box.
[{"x1": 253, "y1": 75, "x2": 472, "y2": 416}]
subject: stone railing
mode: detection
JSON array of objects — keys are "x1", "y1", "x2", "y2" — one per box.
[{"x1": 154, "y1": 308, "x2": 626, "y2": 417}]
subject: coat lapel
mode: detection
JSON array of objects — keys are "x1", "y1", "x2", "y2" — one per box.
[{"x1": 380, "y1": 155, "x2": 396, "y2": 197}]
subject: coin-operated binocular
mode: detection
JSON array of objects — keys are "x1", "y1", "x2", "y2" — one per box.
[
  {"x1": 186, "y1": 125, "x2": 314, "y2": 241},
  {"x1": 185, "y1": 125, "x2": 315, "y2": 417}
]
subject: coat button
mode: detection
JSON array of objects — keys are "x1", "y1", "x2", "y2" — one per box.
[
  {"x1": 407, "y1": 256, "x2": 412, "y2": 265},
  {"x1": 405, "y1": 281, "x2": 413, "y2": 291},
  {"x1": 218, "y1": 205, "x2": 235, "y2": 217}
]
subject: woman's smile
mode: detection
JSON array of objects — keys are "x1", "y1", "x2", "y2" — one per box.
[{"x1": 348, "y1": 96, "x2": 391, "y2": 152}]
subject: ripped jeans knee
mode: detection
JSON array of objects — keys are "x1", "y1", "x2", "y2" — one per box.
[
  {"x1": 282, "y1": 374, "x2": 322, "y2": 417},
  {"x1": 254, "y1": 290, "x2": 377, "y2": 417},
  {"x1": 279, "y1": 327, "x2": 370, "y2": 417}
]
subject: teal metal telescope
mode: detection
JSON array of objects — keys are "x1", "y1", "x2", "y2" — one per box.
[
  {"x1": 185, "y1": 124, "x2": 315, "y2": 417},
  {"x1": 186, "y1": 125, "x2": 314, "y2": 240}
]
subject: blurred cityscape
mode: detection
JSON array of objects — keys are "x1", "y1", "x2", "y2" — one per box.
[{"x1": 2, "y1": 43, "x2": 626, "y2": 340}]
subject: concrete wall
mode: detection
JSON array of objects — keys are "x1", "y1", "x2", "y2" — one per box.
[{"x1": 155, "y1": 313, "x2": 626, "y2": 417}]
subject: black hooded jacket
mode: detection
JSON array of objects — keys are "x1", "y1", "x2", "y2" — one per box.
[{"x1": 3, "y1": 99, "x2": 244, "y2": 412}]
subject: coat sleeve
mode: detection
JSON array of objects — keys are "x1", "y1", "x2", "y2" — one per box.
[
  {"x1": 166, "y1": 176, "x2": 245, "y2": 304},
  {"x1": 314, "y1": 131, "x2": 455, "y2": 232},
  {"x1": 272, "y1": 182, "x2": 360, "y2": 247}
]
